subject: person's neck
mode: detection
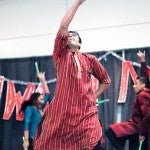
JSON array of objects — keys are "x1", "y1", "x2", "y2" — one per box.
[
  {"x1": 70, "y1": 48, "x2": 79, "y2": 52},
  {"x1": 33, "y1": 104, "x2": 41, "y2": 109},
  {"x1": 67, "y1": 44, "x2": 80, "y2": 52}
]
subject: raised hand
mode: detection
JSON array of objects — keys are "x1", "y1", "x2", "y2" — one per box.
[
  {"x1": 37, "y1": 72, "x2": 50, "y2": 94},
  {"x1": 137, "y1": 51, "x2": 145, "y2": 62},
  {"x1": 139, "y1": 134, "x2": 145, "y2": 142},
  {"x1": 37, "y1": 72, "x2": 46, "y2": 83}
]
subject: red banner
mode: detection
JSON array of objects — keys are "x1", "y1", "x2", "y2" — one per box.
[
  {"x1": 0, "y1": 61, "x2": 140, "y2": 120},
  {"x1": 118, "y1": 61, "x2": 137, "y2": 103},
  {"x1": 3, "y1": 82, "x2": 35, "y2": 121}
]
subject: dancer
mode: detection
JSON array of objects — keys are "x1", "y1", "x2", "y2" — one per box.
[
  {"x1": 34, "y1": 0, "x2": 111, "y2": 149},
  {"x1": 137, "y1": 51, "x2": 150, "y2": 149},
  {"x1": 22, "y1": 72, "x2": 51, "y2": 150},
  {"x1": 105, "y1": 77, "x2": 150, "y2": 150}
]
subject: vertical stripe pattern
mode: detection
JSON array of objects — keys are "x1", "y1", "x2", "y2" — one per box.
[{"x1": 34, "y1": 32, "x2": 111, "y2": 150}]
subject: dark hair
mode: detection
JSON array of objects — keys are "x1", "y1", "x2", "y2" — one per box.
[
  {"x1": 69, "y1": 30, "x2": 82, "y2": 44},
  {"x1": 21, "y1": 92, "x2": 41, "y2": 112},
  {"x1": 137, "y1": 76, "x2": 149, "y2": 88}
]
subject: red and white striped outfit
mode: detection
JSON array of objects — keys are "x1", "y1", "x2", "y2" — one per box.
[{"x1": 34, "y1": 32, "x2": 111, "y2": 150}]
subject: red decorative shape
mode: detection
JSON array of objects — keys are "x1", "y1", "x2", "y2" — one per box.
[
  {"x1": 118, "y1": 61, "x2": 137, "y2": 103},
  {"x1": 3, "y1": 82, "x2": 35, "y2": 121}
]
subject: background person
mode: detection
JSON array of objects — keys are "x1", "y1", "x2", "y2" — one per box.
[
  {"x1": 21, "y1": 72, "x2": 51, "y2": 150},
  {"x1": 105, "y1": 77, "x2": 150, "y2": 150}
]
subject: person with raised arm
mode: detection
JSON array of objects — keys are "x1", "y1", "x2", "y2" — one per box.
[
  {"x1": 34, "y1": 0, "x2": 111, "y2": 149},
  {"x1": 22, "y1": 72, "x2": 51, "y2": 150},
  {"x1": 105, "y1": 77, "x2": 150, "y2": 150},
  {"x1": 137, "y1": 51, "x2": 150, "y2": 88}
]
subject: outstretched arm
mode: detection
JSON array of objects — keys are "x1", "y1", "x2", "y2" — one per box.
[
  {"x1": 59, "y1": 0, "x2": 86, "y2": 35},
  {"x1": 137, "y1": 51, "x2": 148, "y2": 78},
  {"x1": 37, "y1": 72, "x2": 50, "y2": 94},
  {"x1": 137, "y1": 51, "x2": 145, "y2": 63},
  {"x1": 53, "y1": 0, "x2": 86, "y2": 61}
]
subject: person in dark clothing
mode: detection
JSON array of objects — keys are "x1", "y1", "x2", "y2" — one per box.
[
  {"x1": 137, "y1": 51, "x2": 150, "y2": 88},
  {"x1": 105, "y1": 77, "x2": 150, "y2": 150},
  {"x1": 137, "y1": 51, "x2": 150, "y2": 149}
]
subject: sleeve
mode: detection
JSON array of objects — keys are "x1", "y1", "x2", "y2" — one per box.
[
  {"x1": 90, "y1": 55, "x2": 111, "y2": 84},
  {"x1": 140, "y1": 112, "x2": 150, "y2": 136},
  {"x1": 24, "y1": 106, "x2": 32, "y2": 130},
  {"x1": 41, "y1": 94, "x2": 52, "y2": 109},
  {"x1": 141, "y1": 62, "x2": 148, "y2": 78},
  {"x1": 53, "y1": 32, "x2": 69, "y2": 64},
  {"x1": 139, "y1": 92, "x2": 150, "y2": 135},
  {"x1": 131, "y1": 97, "x2": 142, "y2": 126}
]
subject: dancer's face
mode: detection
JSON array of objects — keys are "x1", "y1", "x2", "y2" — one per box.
[
  {"x1": 133, "y1": 79, "x2": 145, "y2": 94},
  {"x1": 35, "y1": 94, "x2": 44, "y2": 108},
  {"x1": 67, "y1": 32, "x2": 81, "y2": 50}
]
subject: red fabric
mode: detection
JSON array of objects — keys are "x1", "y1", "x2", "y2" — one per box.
[
  {"x1": 110, "y1": 89, "x2": 150, "y2": 137},
  {"x1": 33, "y1": 32, "x2": 111, "y2": 150},
  {"x1": 110, "y1": 121, "x2": 137, "y2": 137}
]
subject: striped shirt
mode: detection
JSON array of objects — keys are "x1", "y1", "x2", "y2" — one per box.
[{"x1": 34, "y1": 32, "x2": 111, "y2": 150}]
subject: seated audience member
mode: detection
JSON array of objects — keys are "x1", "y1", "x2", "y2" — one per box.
[{"x1": 105, "y1": 77, "x2": 150, "y2": 150}]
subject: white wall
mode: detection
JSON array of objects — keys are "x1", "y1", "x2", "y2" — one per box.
[{"x1": 0, "y1": 0, "x2": 150, "y2": 58}]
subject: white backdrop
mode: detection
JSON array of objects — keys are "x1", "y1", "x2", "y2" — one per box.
[{"x1": 0, "y1": 0, "x2": 150, "y2": 58}]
